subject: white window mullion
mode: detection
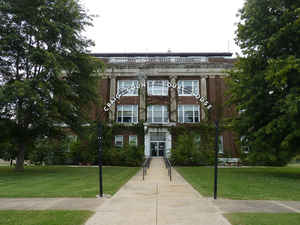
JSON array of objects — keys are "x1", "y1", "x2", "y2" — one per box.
[
  {"x1": 193, "y1": 105, "x2": 195, "y2": 122},
  {"x1": 131, "y1": 105, "x2": 133, "y2": 123},
  {"x1": 182, "y1": 105, "x2": 185, "y2": 123},
  {"x1": 121, "y1": 105, "x2": 123, "y2": 123},
  {"x1": 192, "y1": 81, "x2": 194, "y2": 95},
  {"x1": 152, "y1": 106, "x2": 154, "y2": 123},
  {"x1": 162, "y1": 106, "x2": 165, "y2": 123}
]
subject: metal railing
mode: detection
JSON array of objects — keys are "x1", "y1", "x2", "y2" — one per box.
[
  {"x1": 164, "y1": 155, "x2": 172, "y2": 181},
  {"x1": 142, "y1": 157, "x2": 152, "y2": 180}
]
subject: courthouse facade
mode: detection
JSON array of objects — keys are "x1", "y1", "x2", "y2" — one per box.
[{"x1": 92, "y1": 52, "x2": 238, "y2": 158}]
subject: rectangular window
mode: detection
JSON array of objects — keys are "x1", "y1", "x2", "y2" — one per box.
[
  {"x1": 240, "y1": 136, "x2": 249, "y2": 154},
  {"x1": 150, "y1": 132, "x2": 166, "y2": 141},
  {"x1": 66, "y1": 135, "x2": 77, "y2": 152},
  {"x1": 115, "y1": 135, "x2": 123, "y2": 147},
  {"x1": 218, "y1": 136, "x2": 224, "y2": 154},
  {"x1": 129, "y1": 135, "x2": 138, "y2": 146},
  {"x1": 147, "y1": 105, "x2": 168, "y2": 123},
  {"x1": 147, "y1": 80, "x2": 168, "y2": 96},
  {"x1": 178, "y1": 105, "x2": 200, "y2": 123},
  {"x1": 117, "y1": 80, "x2": 139, "y2": 96},
  {"x1": 117, "y1": 105, "x2": 138, "y2": 123},
  {"x1": 178, "y1": 80, "x2": 199, "y2": 96}
]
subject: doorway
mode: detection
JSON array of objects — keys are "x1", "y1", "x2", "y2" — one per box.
[
  {"x1": 150, "y1": 132, "x2": 166, "y2": 157},
  {"x1": 150, "y1": 142, "x2": 165, "y2": 157}
]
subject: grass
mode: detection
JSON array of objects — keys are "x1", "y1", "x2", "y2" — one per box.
[
  {"x1": 176, "y1": 166, "x2": 300, "y2": 200},
  {"x1": 0, "y1": 210, "x2": 93, "y2": 225},
  {"x1": 0, "y1": 166, "x2": 139, "y2": 197},
  {"x1": 225, "y1": 213, "x2": 300, "y2": 225}
]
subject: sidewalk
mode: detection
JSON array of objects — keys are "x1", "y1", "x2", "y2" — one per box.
[
  {"x1": 85, "y1": 157, "x2": 231, "y2": 225},
  {"x1": 1, "y1": 158, "x2": 300, "y2": 224},
  {"x1": 0, "y1": 198, "x2": 106, "y2": 211}
]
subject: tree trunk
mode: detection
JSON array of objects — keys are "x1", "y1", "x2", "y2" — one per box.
[{"x1": 15, "y1": 143, "x2": 25, "y2": 171}]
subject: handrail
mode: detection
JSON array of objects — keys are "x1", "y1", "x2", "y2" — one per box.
[
  {"x1": 164, "y1": 155, "x2": 172, "y2": 181},
  {"x1": 142, "y1": 157, "x2": 152, "y2": 180}
]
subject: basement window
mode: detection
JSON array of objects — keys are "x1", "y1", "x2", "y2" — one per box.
[{"x1": 115, "y1": 135, "x2": 123, "y2": 147}]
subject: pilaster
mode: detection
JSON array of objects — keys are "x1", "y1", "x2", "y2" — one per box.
[
  {"x1": 170, "y1": 75, "x2": 177, "y2": 122},
  {"x1": 201, "y1": 76, "x2": 207, "y2": 120},
  {"x1": 109, "y1": 74, "x2": 116, "y2": 121},
  {"x1": 139, "y1": 75, "x2": 147, "y2": 122}
]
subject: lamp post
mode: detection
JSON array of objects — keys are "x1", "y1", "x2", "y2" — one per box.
[
  {"x1": 214, "y1": 120, "x2": 219, "y2": 200},
  {"x1": 98, "y1": 122, "x2": 103, "y2": 197}
]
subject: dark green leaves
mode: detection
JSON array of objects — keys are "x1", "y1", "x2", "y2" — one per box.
[{"x1": 228, "y1": 0, "x2": 300, "y2": 165}]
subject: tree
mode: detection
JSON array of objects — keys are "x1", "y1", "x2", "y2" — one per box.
[
  {"x1": 0, "y1": 0, "x2": 103, "y2": 171},
  {"x1": 227, "y1": 0, "x2": 300, "y2": 165}
]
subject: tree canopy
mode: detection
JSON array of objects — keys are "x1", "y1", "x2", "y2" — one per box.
[
  {"x1": 0, "y1": 0, "x2": 103, "y2": 170},
  {"x1": 227, "y1": 0, "x2": 300, "y2": 165}
]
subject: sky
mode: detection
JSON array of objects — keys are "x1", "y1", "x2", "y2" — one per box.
[{"x1": 80, "y1": 0, "x2": 246, "y2": 56}]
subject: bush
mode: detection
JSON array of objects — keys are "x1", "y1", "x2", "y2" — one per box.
[
  {"x1": 102, "y1": 144, "x2": 144, "y2": 166},
  {"x1": 239, "y1": 147, "x2": 294, "y2": 166},
  {"x1": 69, "y1": 138, "x2": 98, "y2": 165},
  {"x1": 171, "y1": 132, "x2": 214, "y2": 166},
  {"x1": 29, "y1": 138, "x2": 68, "y2": 165}
]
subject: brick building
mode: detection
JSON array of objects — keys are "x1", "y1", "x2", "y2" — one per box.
[{"x1": 92, "y1": 52, "x2": 238, "y2": 158}]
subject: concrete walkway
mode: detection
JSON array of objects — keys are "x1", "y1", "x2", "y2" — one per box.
[
  {"x1": 0, "y1": 198, "x2": 105, "y2": 211},
  {"x1": 85, "y1": 157, "x2": 231, "y2": 225},
  {"x1": 1, "y1": 158, "x2": 300, "y2": 224}
]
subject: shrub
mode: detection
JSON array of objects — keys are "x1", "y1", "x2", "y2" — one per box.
[
  {"x1": 171, "y1": 132, "x2": 214, "y2": 166},
  {"x1": 102, "y1": 144, "x2": 144, "y2": 166},
  {"x1": 29, "y1": 138, "x2": 67, "y2": 165}
]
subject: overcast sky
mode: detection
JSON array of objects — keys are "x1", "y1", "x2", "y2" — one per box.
[{"x1": 80, "y1": 0, "x2": 246, "y2": 56}]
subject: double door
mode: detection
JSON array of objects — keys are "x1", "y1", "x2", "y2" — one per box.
[{"x1": 150, "y1": 142, "x2": 165, "y2": 157}]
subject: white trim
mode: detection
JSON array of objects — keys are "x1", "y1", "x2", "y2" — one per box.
[
  {"x1": 178, "y1": 105, "x2": 200, "y2": 123},
  {"x1": 115, "y1": 135, "x2": 123, "y2": 147},
  {"x1": 178, "y1": 80, "x2": 199, "y2": 96},
  {"x1": 116, "y1": 105, "x2": 138, "y2": 123},
  {"x1": 117, "y1": 80, "x2": 139, "y2": 96},
  {"x1": 129, "y1": 135, "x2": 138, "y2": 146},
  {"x1": 144, "y1": 128, "x2": 172, "y2": 157},
  {"x1": 147, "y1": 105, "x2": 169, "y2": 123},
  {"x1": 218, "y1": 136, "x2": 224, "y2": 154},
  {"x1": 147, "y1": 80, "x2": 168, "y2": 96}
]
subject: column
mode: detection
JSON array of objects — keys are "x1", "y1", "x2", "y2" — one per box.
[
  {"x1": 170, "y1": 75, "x2": 177, "y2": 122},
  {"x1": 139, "y1": 75, "x2": 146, "y2": 122},
  {"x1": 201, "y1": 76, "x2": 207, "y2": 120},
  {"x1": 109, "y1": 75, "x2": 116, "y2": 122}
]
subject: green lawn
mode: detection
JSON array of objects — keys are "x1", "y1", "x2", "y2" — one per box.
[
  {"x1": 225, "y1": 213, "x2": 300, "y2": 225},
  {"x1": 0, "y1": 166, "x2": 139, "y2": 197},
  {"x1": 0, "y1": 210, "x2": 93, "y2": 225},
  {"x1": 176, "y1": 166, "x2": 300, "y2": 200}
]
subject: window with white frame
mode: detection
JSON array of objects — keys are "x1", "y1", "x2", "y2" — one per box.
[
  {"x1": 117, "y1": 80, "x2": 139, "y2": 96},
  {"x1": 178, "y1": 80, "x2": 199, "y2": 96},
  {"x1": 178, "y1": 105, "x2": 200, "y2": 123},
  {"x1": 218, "y1": 136, "x2": 224, "y2": 154},
  {"x1": 147, "y1": 105, "x2": 168, "y2": 123},
  {"x1": 117, "y1": 105, "x2": 138, "y2": 123},
  {"x1": 129, "y1": 135, "x2": 138, "y2": 146},
  {"x1": 240, "y1": 136, "x2": 249, "y2": 154},
  {"x1": 115, "y1": 135, "x2": 123, "y2": 147},
  {"x1": 147, "y1": 80, "x2": 168, "y2": 96},
  {"x1": 66, "y1": 135, "x2": 77, "y2": 152}
]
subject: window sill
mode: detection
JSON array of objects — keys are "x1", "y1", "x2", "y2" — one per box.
[{"x1": 178, "y1": 94, "x2": 199, "y2": 97}]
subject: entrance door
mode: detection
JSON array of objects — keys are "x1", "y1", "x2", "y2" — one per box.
[
  {"x1": 158, "y1": 142, "x2": 165, "y2": 156},
  {"x1": 150, "y1": 142, "x2": 158, "y2": 157},
  {"x1": 150, "y1": 132, "x2": 166, "y2": 157},
  {"x1": 150, "y1": 142, "x2": 165, "y2": 157}
]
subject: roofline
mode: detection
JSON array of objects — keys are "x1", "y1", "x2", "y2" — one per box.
[{"x1": 90, "y1": 52, "x2": 232, "y2": 57}]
